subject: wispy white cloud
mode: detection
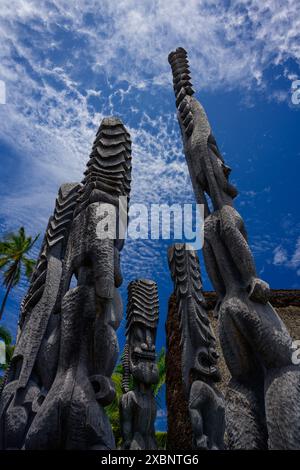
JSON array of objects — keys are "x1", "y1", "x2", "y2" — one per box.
[
  {"x1": 273, "y1": 245, "x2": 288, "y2": 265},
  {"x1": 290, "y1": 238, "x2": 300, "y2": 270},
  {"x1": 1, "y1": 0, "x2": 300, "y2": 90},
  {"x1": 273, "y1": 237, "x2": 300, "y2": 275}
]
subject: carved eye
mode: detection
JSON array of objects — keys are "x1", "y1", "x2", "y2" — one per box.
[
  {"x1": 91, "y1": 380, "x2": 101, "y2": 394},
  {"x1": 133, "y1": 326, "x2": 143, "y2": 342},
  {"x1": 198, "y1": 350, "x2": 211, "y2": 368}
]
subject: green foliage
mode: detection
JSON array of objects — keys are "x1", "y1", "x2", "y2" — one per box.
[
  {"x1": 155, "y1": 431, "x2": 167, "y2": 450},
  {"x1": 106, "y1": 348, "x2": 166, "y2": 448},
  {"x1": 0, "y1": 325, "x2": 12, "y2": 346},
  {"x1": 0, "y1": 325, "x2": 15, "y2": 383},
  {"x1": 105, "y1": 363, "x2": 124, "y2": 447},
  {"x1": 153, "y1": 347, "x2": 166, "y2": 400},
  {"x1": 0, "y1": 227, "x2": 39, "y2": 320}
]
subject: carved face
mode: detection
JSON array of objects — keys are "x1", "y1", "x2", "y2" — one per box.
[
  {"x1": 195, "y1": 345, "x2": 221, "y2": 382},
  {"x1": 209, "y1": 149, "x2": 238, "y2": 200},
  {"x1": 129, "y1": 323, "x2": 159, "y2": 386},
  {"x1": 182, "y1": 97, "x2": 238, "y2": 207}
]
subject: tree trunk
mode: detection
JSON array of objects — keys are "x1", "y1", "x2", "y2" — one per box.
[{"x1": 0, "y1": 274, "x2": 15, "y2": 321}]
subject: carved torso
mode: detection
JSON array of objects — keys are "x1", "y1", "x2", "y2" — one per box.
[{"x1": 121, "y1": 389, "x2": 157, "y2": 450}]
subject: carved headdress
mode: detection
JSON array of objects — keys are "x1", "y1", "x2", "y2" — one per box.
[
  {"x1": 122, "y1": 279, "x2": 159, "y2": 392},
  {"x1": 168, "y1": 243, "x2": 220, "y2": 394},
  {"x1": 168, "y1": 48, "x2": 237, "y2": 214}
]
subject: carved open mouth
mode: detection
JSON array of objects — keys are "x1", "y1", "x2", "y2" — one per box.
[
  {"x1": 196, "y1": 353, "x2": 220, "y2": 380},
  {"x1": 198, "y1": 364, "x2": 220, "y2": 381},
  {"x1": 134, "y1": 351, "x2": 156, "y2": 361}
]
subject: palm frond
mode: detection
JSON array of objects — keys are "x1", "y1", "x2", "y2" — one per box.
[
  {"x1": 6, "y1": 344, "x2": 15, "y2": 363},
  {"x1": 0, "y1": 257, "x2": 10, "y2": 269},
  {"x1": 22, "y1": 257, "x2": 36, "y2": 279},
  {"x1": 2, "y1": 262, "x2": 18, "y2": 287},
  {"x1": 12, "y1": 263, "x2": 21, "y2": 287},
  {"x1": 155, "y1": 431, "x2": 167, "y2": 450},
  {"x1": 27, "y1": 234, "x2": 40, "y2": 251},
  {"x1": 0, "y1": 227, "x2": 39, "y2": 318},
  {"x1": 0, "y1": 326, "x2": 12, "y2": 345},
  {"x1": 0, "y1": 326, "x2": 14, "y2": 373},
  {"x1": 154, "y1": 348, "x2": 166, "y2": 397}
]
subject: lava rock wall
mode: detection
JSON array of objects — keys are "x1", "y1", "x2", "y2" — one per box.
[{"x1": 166, "y1": 290, "x2": 300, "y2": 450}]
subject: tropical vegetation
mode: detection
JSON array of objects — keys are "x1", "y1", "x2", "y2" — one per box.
[
  {"x1": 0, "y1": 227, "x2": 39, "y2": 320},
  {"x1": 0, "y1": 325, "x2": 15, "y2": 385}
]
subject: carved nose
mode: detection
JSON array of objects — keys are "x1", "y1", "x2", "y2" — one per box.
[
  {"x1": 141, "y1": 342, "x2": 155, "y2": 352},
  {"x1": 145, "y1": 330, "x2": 153, "y2": 350},
  {"x1": 210, "y1": 350, "x2": 219, "y2": 361}
]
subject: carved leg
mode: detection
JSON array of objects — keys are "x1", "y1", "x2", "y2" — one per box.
[
  {"x1": 130, "y1": 432, "x2": 145, "y2": 450},
  {"x1": 220, "y1": 206, "x2": 270, "y2": 303},
  {"x1": 189, "y1": 381, "x2": 225, "y2": 450},
  {"x1": 226, "y1": 379, "x2": 268, "y2": 449},
  {"x1": 120, "y1": 391, "x2": 134, "y2": 449},
  {"x1": 265, "y1": 366, "x2": 300, "y2": 449},
  {"x1": 189, "y1": 403, "x2": 206, "y2": 449},
  {"x1": 220, "y1": 296, "x2": 293, "y2": 374},
  {"x1": 219, "y1": 299, "x2": 267, "y2": 449},
  {"x1": 220, "y1": 295, "x2": 298, "y2": 449}
]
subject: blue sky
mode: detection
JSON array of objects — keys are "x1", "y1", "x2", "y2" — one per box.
[{"x1": 0, "y1": 0, "x2": 300, "y2": 431}]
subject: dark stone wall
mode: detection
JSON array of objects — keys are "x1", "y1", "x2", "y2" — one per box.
[
  {"x1": 166, "y1": 295, "x2": 193, "y2": 451},
  {"x1": 166, "y1": 290, "x2": 300, "y2": 450}
]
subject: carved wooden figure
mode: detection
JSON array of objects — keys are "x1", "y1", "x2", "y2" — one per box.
[
  {"x1": 168, "y1": 243, "x2": 225, "y2": 450},
  {"x1": 0, "y1": 117, "x2": 132, "y2": 450},
  {"x1": 120, "y1": 279, "x2": 159, "y2": 450},
  {"x1": 169, "y1": 48, "x2": 300, "y2": 450}
]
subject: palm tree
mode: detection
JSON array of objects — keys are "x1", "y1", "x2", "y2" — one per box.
[
  {"x1": 106, "y1": 348, "x2": 166, "y2": 448},
  {"x1": 0, "y1": 227, "x2": 39, "y2": 320}
]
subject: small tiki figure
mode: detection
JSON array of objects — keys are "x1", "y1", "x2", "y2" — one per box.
[{"x1": 120, "y1": 279, "x2": 159, "y2": 450}]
